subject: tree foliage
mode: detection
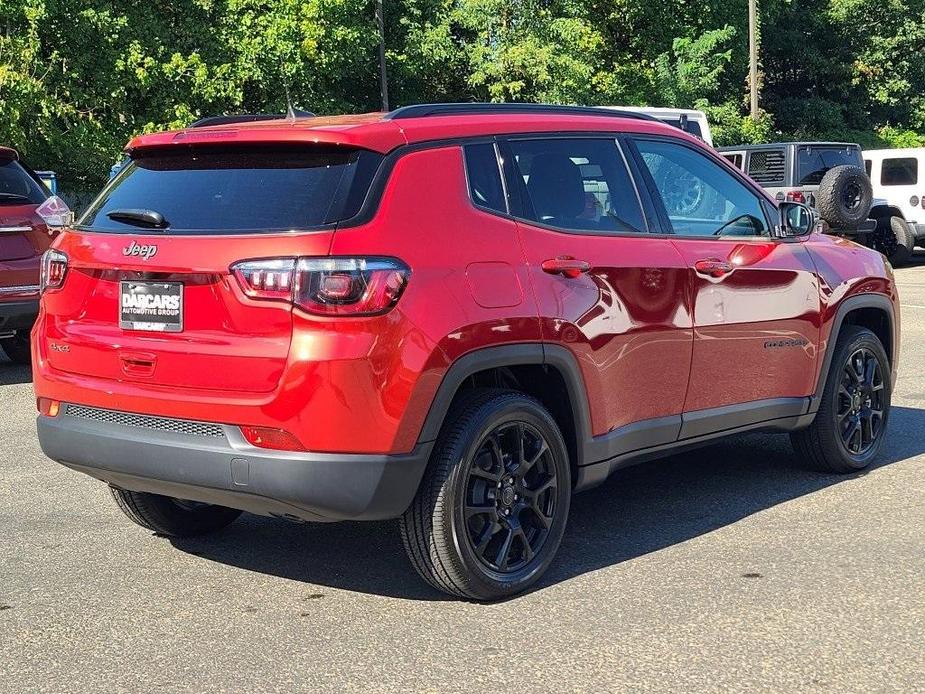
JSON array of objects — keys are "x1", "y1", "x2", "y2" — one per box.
[{"x1": 0, "y1": 0, "x2": 923, "y2": 193}]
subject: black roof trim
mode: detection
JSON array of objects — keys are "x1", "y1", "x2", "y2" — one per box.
[
  {"x1": 190, "y1": 111, "x2": 315, "y2": 128},
  {"x1": 384, "y1": 103, "x2": 662, "y2": 123}
]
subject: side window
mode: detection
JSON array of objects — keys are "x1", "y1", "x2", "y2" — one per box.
[
  {"x1": 881, "y1": 158, "x2": 918, "y2": 186},
  {"x1": 506, "y1": 138, "x2": 646, "y2": 234},
  {"x1": 635, "y1": 139, "x2": 770, "y2": 237},
  {"x1": 865, "y1": 159, "x2": 872, "y2": 176},
  {"x1": 463, "y1": 143, "x2": 506, "y2": 214}
]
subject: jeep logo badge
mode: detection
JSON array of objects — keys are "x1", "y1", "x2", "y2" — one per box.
[{"x1": 123, "y1": 241, "x2": 158, "y2": 261}]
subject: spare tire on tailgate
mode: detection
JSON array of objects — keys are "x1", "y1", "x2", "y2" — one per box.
[{"x1": 815, "y1": 165, "x2": 873, "y2": 229}]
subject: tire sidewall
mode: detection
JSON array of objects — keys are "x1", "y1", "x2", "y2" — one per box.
[
  {"x1": 821, "y1": 328, "x2": 892, "y2": 470},
  {"x1": 442, "y1": 397, "x2": 571, "y2": 599}
]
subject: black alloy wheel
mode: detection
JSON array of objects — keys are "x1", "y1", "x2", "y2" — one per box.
[
  {"x1": 791, "y1": 325, "x2": 891, "y2": 473},
  {"x1": 836, "y1": 346, "x2": 885, "y2": 456},
  {"x1": 464, "y1": 421, "x2": 558, "y2": 573},
  {"x1": 841, "y1": 181, "x2": 864, "y2": 212},
  {"x1": 400, "y1": 389, "x2": 571, "y2": 601}
]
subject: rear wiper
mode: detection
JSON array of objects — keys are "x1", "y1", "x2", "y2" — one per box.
[
  {"x1": 0, "y1": 193, "x2": 32, "y2": 203},
  {"x1": 106, "y1": 208, "x2": 169, "y2": 229}
]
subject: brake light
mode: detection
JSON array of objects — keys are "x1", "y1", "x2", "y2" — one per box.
[
  {"x1": 231, "y1": 257, "x2": 409, "y2": 316},
  {"x1": 786, "y1": 191, "x2": 806, "y2": 203},
  {"x1": 40, "y1": 249, "x2": 68, "y2": 293},
  {"x1": 240, "y1": 426, "x2": 306, "y2": 451},
  {"x1": 35, "y1": 195, "x2": 73, "y2": 229}
]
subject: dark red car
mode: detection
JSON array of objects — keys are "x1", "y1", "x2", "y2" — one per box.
[
  {"x1": 0, "y1": 146, "x2": 70, "y2": 364},
  {"x1": 33, "y1": 105, "x2": 900, "y2": 599}
]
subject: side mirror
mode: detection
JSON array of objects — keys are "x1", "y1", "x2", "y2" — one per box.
[{"x1": 776, "y1": 201, "x2": 814, "y2": 238}]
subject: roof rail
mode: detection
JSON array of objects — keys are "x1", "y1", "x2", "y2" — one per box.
[
  {"x1": 384, "y1": 103, "x2": 662, "y2": 123},
  {"x1": 190, "y1": 111, "x2": 315, "y2": 128}
]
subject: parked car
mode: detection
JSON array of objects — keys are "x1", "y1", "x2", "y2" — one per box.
[
  {"x1": 604, "y1": 106, "x2": 713, "y2": 146},
  {"x1": 34, "y1": 104, "x2": 899, "y2": 600},
  {"x1": 0, "y1": 146, "x2": 71, "y2": 364},
  {"x1": 719, "y1": 142, "x2": 915, "y2": 265},
  {"x1": 863, "y1": 148, "x2": 925, "y2": 263}
]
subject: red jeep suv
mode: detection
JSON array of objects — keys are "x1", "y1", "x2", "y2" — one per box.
[
  {"x1": 1, "y1": 147, "x2": 70, "y2": 364},
  {"x1": 33, "y1": 104, "x2": 900, "y2": 600}
]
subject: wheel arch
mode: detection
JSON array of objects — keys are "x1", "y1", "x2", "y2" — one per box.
[
  {"x1": 869, "y1": 203, "x2": 904, "y2": 220},
  {"x1": 810, "y1": 294, "x2": 896, "y2": 412},
  {"x1": 416, "y1": 344, "x2": 593, "y2": 474}
]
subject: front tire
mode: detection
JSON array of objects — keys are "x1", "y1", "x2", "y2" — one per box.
[
  {"x1": 400, "y1": 389, "x2": 571, "y2": 600},
  {"x1": 0, "y1": 331, "x2": 31, "y2": 365},
  {"x1": 110, "y1": 487, "x2": 242, "y2": 537},
  {"x1": 791, "y1": 326, "x2": 891, "y2": 473}
]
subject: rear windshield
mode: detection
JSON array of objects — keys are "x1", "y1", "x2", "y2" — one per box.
[
  {"x1": 79, "y1": 145, "x2": 382, "y2": 233},
  {"x1": 797, "y1": 146, "x2": 863, "y2": 185},
  {"x1": 0, "y1": 159, "x2": 48, "y2": 205}
]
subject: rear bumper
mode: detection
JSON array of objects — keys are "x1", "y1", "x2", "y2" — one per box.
[
  {"x1": 0, "y1": 299, "x2": 39, "y2": 334},
  {"x1": 37, "y1": 406, "x2": 432, "y2": 522}
]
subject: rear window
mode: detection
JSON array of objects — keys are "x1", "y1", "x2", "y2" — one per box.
[
  {"x1": 881, "y1": 158, "x2": 918, "y2": 186},
  {"x1": 79, "y1": 145, "x2": 383, "y2": 233},
  {"x1": 0, "y1": 159, "x2": 48, "y2": 205},
  {"x1": 797, "y1": 146, "x2": 863, "y2": 185}
]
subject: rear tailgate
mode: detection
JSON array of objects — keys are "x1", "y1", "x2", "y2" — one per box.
[
  {"x1": 43, "y1": 231, "x2": 331, "y2": 393},
  {"x1": 40, "y1": 142, "x2": 383, "y2": 394}
]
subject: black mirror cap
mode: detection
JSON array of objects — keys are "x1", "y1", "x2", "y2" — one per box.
[{"x1": 776, "y1": 201, "x2": 815, "y2": 238}]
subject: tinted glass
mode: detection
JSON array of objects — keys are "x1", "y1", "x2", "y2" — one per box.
[
  {"x1": 881, "y1": 158, "x2": 918, "y2": 186},
  {"x1": 722, "y1": 153, "x2": 744, "y2": 170},
  {"x1": 865, "y1": 159, "x2": 872, "y2": 176},
  {"x1": 635, "y1": 139, "x2": 769, "y2": 237},
  {"x1": 0, "y1": 160, "x2": 47, "y2": 205},
  {"x1": 507, "y1": 138, "x2": 646, "y2": 234},
  {"x1": 464, "y1": 143, "x2": 506, "y2": 213},
  {"x1": 80, "y1": 146, "x2": 382, "y2": 233},
  {"x1": 660, "y1": 118, "x2": 704, "y2": 140},
  {"x1": 797, "y1": 146, "x2": 863, "y2": 185}
]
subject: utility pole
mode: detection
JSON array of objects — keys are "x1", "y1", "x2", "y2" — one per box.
[
  {"x1": 748, "y1": 0, "x2": 759, "y2": 119},
  {"x1": 375, "y1": 0, "x2": 389, "y2": 112}
]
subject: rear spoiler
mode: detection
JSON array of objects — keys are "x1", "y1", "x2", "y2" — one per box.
[{"x1": 0, "y1": 146, "x2": 19, "y2": 163}]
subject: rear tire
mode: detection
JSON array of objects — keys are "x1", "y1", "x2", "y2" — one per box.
[
  {"x1": 400, "y1": 389, "x2": 571, "y2": 601},
  {"x1": 109, "y1": 487, "x2": 242, "y2": 537},
  {"x1": 791, "y1": 326, "x2": 891, "y2": 473},
  {"x1": 0, "y1": 331, "x2": 31, "y2": 365}
]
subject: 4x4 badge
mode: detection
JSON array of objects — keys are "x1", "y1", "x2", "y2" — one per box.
[{"x1": 123, "y1": 241, "x2": 158, "y2": 261}]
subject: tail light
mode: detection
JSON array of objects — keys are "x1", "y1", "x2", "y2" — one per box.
[
  {"x1": 785, "y1": 191, "x2": 806, "y2": 203},
  {"x1": 40, "y1": 249, "x2": 68, "y2": 293},
  {"x1": 35, "y1": 196, "x2": 74, "y2": 229},
  {"x1": 232, "y1": 256, "x2": 410, "y2": 316}
]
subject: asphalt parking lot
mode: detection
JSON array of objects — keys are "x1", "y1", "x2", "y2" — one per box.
[{"x1": 2, "y1": 257, "x2": 924, "y2": 693}]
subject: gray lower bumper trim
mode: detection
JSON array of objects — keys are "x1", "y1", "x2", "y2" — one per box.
[{"x1": 37, "y1": 413, "x2": 431, "y2": 522}]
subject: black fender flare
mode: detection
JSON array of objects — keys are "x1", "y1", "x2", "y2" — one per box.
[
  {"x1": 869, "y1": 203, "x2": 904, "y2": 221},
  {"x1": 415, "y1": 343, "x2": 593, "y2": 467},
  {"x1": 809, "y1": 293, "x2": 896, "y2": 413}
]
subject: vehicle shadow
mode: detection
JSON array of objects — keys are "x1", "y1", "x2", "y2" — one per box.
[
  {"x1": 170, "y1": 405, "x2": 925, "y2": 601},
  {"x1": 0, "y1": 357, "x2": 31, "y2": 386}
]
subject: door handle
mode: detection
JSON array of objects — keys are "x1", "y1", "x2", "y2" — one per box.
[
  {"x1": 694, "y1": 258, "x2": 734, "y2": 278},
  {"x1": 541, "y1": 256, "x2": 592, "y2": 278}
]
